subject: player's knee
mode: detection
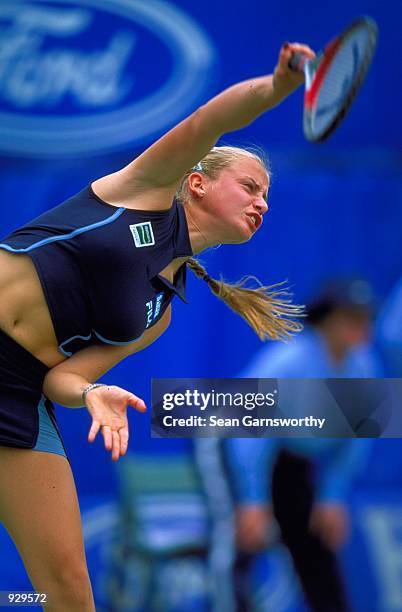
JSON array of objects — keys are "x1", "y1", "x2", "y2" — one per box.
[
  {"x1": 56, "y1": 565, "x2": 91, "y2": 596},
  {"x1": 41, "y1": 555, "x2": 93, "y2": 608}
]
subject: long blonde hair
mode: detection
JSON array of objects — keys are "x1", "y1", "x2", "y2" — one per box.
[{"x1": 179, "y1": 146, "x2": 304, "y2": 341}]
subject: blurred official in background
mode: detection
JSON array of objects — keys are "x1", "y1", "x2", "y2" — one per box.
[{"x1": 225, "y1": 279, "x2": 382, "y2": 612}]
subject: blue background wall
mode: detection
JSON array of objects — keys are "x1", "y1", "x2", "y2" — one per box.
[{"x1": 0, "y1": 1, "x2": 401, "y2": 610}]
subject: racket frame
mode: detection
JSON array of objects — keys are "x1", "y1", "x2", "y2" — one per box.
[{"x1": 290, "y1": 17, "x2": 378, "y2": 142}]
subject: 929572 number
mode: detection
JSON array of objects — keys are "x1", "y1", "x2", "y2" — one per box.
[{"x1": 0, "y1": 592, "x2": 48, "y2": 606}]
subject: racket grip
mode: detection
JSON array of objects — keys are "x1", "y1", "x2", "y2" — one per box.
[{"x1": 288, "y1": 52, "x2": 308, "y2": 72}]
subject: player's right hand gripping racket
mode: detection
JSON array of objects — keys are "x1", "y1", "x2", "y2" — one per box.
[{"x1": 289, "y1": 16, "x2": 378, "y2": 142}]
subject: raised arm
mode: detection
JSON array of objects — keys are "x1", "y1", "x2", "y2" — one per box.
[{"x1": 95, "y1": 43, "x2": 314, "y2": 206}]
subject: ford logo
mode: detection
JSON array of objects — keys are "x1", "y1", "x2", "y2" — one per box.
[{"x1": 0, "y1": 0, "x2": 216, "y2": 157}]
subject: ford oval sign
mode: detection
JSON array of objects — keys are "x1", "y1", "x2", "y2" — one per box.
[{"x1": 0, "y1": 0, "x2": 216, "y2": 157}]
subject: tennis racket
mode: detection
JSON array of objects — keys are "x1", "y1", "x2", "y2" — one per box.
[{"x1": 289, "y1": 17, "x2": 378, "y2": 142}]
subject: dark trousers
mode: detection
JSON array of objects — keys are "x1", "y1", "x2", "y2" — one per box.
[{"x1": 234, "y1": 450, "x2": 350, "y2": 612}]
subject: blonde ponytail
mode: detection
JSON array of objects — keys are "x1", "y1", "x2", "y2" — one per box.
[
  {"x1": 181, "y1": 144, "x2": 303, "y2": 340},
  {"x1": 186, "y1": 258, "x2": 304, "y2": 341}
]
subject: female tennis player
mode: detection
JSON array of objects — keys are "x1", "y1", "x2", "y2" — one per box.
[{"x1": 0, "y1": 41, "x2": 314, "y2": 610}]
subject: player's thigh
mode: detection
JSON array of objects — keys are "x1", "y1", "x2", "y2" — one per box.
[{"x1": 0, "y1": 447, "x2": 89, "y2": 590}]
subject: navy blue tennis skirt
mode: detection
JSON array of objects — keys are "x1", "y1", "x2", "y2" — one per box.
[{"x1": 0, "y1": 328, "x2": 67, "y2": 458}]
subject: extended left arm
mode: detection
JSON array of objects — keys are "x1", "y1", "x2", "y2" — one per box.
[
  {"x1": 95, "y1": 42, "x2": 315, "y2": 208},
  {"x1": 127, "y1": 43, "x2": 314, "y2": 188}
]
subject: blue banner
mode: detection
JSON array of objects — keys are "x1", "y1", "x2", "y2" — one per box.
[{"x1": 0, "y1": 0, "x2": 216, "y2": 157}]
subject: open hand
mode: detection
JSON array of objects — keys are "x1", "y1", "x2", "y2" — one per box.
[{"x1": 85, "y1": 385, "x2": 146, "y2": 461}]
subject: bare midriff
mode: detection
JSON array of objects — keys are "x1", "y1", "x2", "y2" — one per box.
[
  {"x1": 0, "y1": 250, "x2": 188, "y2": 370},
  {"x1": 0, "y1": 250, "x2": 67, "y2": 368}
]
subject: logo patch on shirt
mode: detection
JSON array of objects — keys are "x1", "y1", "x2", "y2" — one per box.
[{"x1": 130, "y1": 222, "x2": 155, "y2": 247}]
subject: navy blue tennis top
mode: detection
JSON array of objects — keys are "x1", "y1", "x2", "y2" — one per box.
[{"x1": 0, "y1": 185, "x2": 193, "y2": 356}]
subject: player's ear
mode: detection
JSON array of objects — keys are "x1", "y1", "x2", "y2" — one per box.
[{"x1": 187, "y1": 172, "x2": 205, "y2": 198}]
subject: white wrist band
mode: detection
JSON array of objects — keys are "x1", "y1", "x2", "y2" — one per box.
[{"x1": 82, "y1": 383, "x2": 106, "y2": 405}]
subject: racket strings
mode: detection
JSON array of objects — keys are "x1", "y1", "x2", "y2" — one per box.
[
  {"x1": 304, "y1": 18, "x2": 378, "y2": 142},
  {"x1": 318, "y1": 30, "x2": 369, "y2": 108}
]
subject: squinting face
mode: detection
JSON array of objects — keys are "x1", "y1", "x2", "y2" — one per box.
[{"x1": 204, "y1": 157, "x2": 270, "y2": 244}]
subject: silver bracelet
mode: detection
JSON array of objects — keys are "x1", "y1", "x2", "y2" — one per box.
[{"x1": 82, "y1": 383, "x2": 106, "y2": 405}]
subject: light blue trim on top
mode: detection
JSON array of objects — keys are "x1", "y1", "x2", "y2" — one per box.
[
  {"x1": 59, "y1": 333, "x2": 93, "y2": 357},
  {"x1": 58, "y1": 329, "x2": 145, "y2": 356},
  {"x1": 0, "y1": 208, "x2": 124, "y2": 253},
  {"x1": 93, "y1": 329, "x2": 145, "y2": 346},
  {"x1": 33, "y1": 395, "x2": 66, "y2": 459}
]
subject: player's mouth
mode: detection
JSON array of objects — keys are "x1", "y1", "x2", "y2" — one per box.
[{"x1": 245, "y1": 212, "x2": 262, "y2": 231}]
